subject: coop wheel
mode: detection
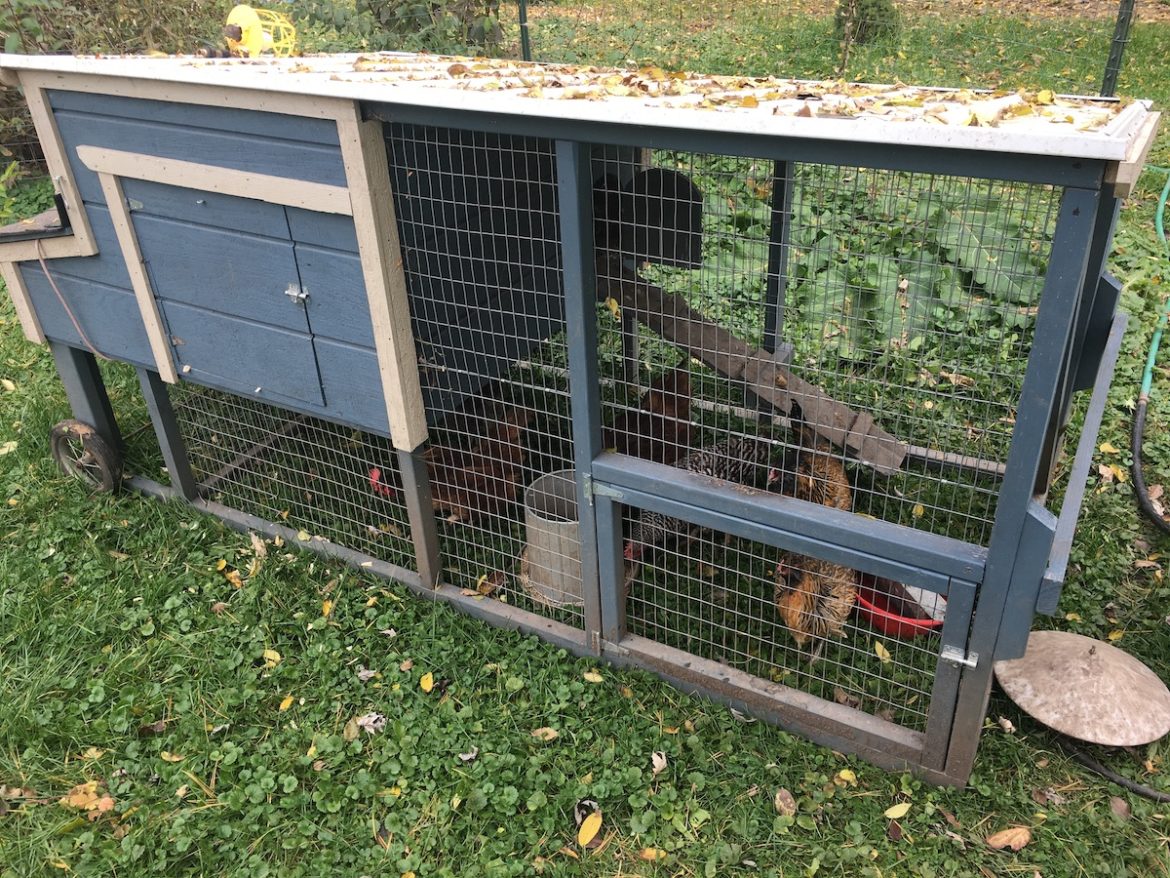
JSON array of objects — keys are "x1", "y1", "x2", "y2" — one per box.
[{"x1": 50, "y1": 419, "x2": 122, "y2": 493}]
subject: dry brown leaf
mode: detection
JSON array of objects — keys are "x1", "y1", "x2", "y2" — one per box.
[
  {"x1": 887, "y1": 819, "x2": 903, "y2": 842},
  {"x1": 986, "y1": 826, "x2": 1032, "y2": 851},
  {"x1": 399, "y1": 659, "x2": 414, "y2": 672},
  {"x1": 531, "y1": 727, "x2": 559, "y2": 742},
  {"x1": 1110, "y1": 796, "x2": 1132, "y2": 820}
]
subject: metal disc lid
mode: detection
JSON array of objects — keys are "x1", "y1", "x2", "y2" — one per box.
[{"x1": 993, "y1": 630, "x2": 1170, "y2": 747}]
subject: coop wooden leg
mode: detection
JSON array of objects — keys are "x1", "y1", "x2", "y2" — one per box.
[
  {"x1": 136, "y1": 366, "x2": 199, "y2": 502},
  {"x1": 398, "y1": 446, "x2": 440, "y2": 589},
  {"x1": 49, "y1": 341, "x2": 122, "y2": 453}
]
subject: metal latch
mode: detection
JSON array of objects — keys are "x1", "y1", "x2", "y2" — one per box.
[
  {"x1": 582, "y1": 474, "x2": 623, "y2": 506},
  {"x1": 940, "y1": 645, "x2": 979, "y2": 669},
  {"x1": 284, "y1": 283, "x2": 309, "y2": 304}
]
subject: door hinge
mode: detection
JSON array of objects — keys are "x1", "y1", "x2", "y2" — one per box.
[
  {"x1": 284, "y1": 283, "x2": 309, "y2": 304},
  {"x1": 940, "y1": 645, "x2": 979, "y2": 669}
]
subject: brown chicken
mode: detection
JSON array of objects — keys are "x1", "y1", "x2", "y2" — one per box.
[
  {"x1": 773, "y1": 435, "x2": 858, "y2": 659},
  {"x1": 426, "y1": 401, "x2": 533, "y2": 525},
  {"x1": 603, "y1": 364, "x2": 692, "y2": 465}
]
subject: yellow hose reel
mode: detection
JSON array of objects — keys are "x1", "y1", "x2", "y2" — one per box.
[{"x1": 224, "y1": 5, "x2": 297, "y2": 57}]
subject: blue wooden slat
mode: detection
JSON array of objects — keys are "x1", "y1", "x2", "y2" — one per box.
[
  {"x1": 163, "y1": 301, "x2": 324, "y2": 406},
  {"x1": 55, "y1": 111, "x2": 347, "y2": 207},
  {"x1": 124, "y1": 178, "x2": 290, "y2": 239},
  {"x1": 18, "y1": 266, "x2": 154, "y2": 366},
  {"x1": 296, "y1": 244, "x2": 375, "y2": 347},
  {"x1": 41, "y1": 204, "x2": 132, "y2": 290},
  {"x1": 48, "y1": 91, "x2": 342, "y2": 146},
  {"x1": 134, "y1": 214, "x2": 307, "y2": 332},
  {"x1": 287, "y1": 207, "x2": 359, "y2": 253},
  {"x1": 315, "y1": 338, "x2": 389, "y2": 433}
]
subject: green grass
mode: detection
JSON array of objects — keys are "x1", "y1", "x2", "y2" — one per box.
[{"x1": 5, "y1": 3, "x2": 1170, "y2": 876}]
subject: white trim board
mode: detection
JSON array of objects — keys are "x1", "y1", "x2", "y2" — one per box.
[{"x1": 76, "y1": 146, "x2": 354, "y2": 216}]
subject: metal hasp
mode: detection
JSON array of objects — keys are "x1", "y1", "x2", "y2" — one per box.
[{"x1": 0, "y1": 51, "x2": 1156, "y2": 789}]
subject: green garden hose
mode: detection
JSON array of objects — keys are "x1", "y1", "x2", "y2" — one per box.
[{"x1": 1131, "y1": 167, "x2": 1170, "y2": 535}]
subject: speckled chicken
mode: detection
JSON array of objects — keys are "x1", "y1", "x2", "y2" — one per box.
[
  {"x1": 624, "y1": 435, "x2": 775, "y2": 561},
  {"x1": 603, "y1": 364, "x2": 692, "y2": 465},
  {"x1": 772, "y1": 435, "x2": 858, "y2": 659}
]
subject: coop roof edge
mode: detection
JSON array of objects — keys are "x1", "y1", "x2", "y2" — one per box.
[{"x1": 0, "y1": 52, "x2": 1154, "y2": 162}]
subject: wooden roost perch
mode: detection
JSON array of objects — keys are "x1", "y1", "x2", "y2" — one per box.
[{"x1": 595, "y1": 254, "x2": 908, "y2": 475}]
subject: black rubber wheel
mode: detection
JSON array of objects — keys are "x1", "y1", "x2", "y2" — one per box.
[{"x1": 50, "y1": 419, "x2": 122, "y2": 493}]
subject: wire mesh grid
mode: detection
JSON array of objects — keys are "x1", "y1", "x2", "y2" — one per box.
[
  {"x1": 513, "y1": 0, "x2": 1135, "y2": 96},
  {"x1": 596, "y1": 149, "x2": 1064, "y2": 547},
  {"x1": 167, "y1": 385, "x2": 416, "y2": 567},
  {"x1": 622, "y1": 503, "x2": 948, "y2": 731},
  {"x1": 385, "y1": 122, "x2": 585, "y2": 625},
  {"x1": 0, "y1": 96, "x2": 45, "y2": 177}
]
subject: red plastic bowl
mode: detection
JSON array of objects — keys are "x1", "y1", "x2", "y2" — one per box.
[{"x1": 855, "y1": 576, "x2": 945, "y2": 640}]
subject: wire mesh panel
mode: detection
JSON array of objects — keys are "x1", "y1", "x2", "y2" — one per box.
[
  {"x1": 170, "y1": 386, "x2": 415, "y2": 568},
  {"x1": 596, "y1": 150, "x2": 1064, "y2": 548},
  {"x1": 622, "y1": 501, "x2": 950, "y2": 732},
  {"x1": 384, "y1": 122, "x2": 588, "y2": 626}
]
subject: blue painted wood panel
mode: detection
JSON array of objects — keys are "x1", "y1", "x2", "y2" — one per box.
[
  {"x1": 315, "y1": 338, "x2": 389, "y2": 433},
  {"x1": 48, "y1": 91, "x2": 342, "y2": 147},
  {"x1": 296, "y1": 244, "x2": 374, "y2": 347},
  {"x1": 134, "y1": 214, "x2": 307, "y2": 332},
  {"x1": 162, "y1": 301, "x2": 324, "y2": 407},
  {"x1": 124, "y1": 178, "x2": 290, "y2": 239},
  {"x1": 54, "y1": 110, "x2": 348, "y2": 208},
  {"x1": 42, "y1": 204, "x2": 133, "y2": 290},
  {"x1": 287, "y1": 207, "x2": 359, "y2": 253},
  {"x1": 18, "y1": 266, "x2": 154, "y2": 367}
]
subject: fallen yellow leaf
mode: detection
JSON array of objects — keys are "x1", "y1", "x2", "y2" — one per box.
[
  {"x1": 322, "y1": 599, "x2": 333, "y2": 617},
  {"x1": 262, "y1": 649, "x2": 282, "y2": 669},
  {"x1": 884, "y1": 802, "x2": 911, "y2": 820},
  {"x1": 835, "y1": 768, "x2": 857, "y2": 786},
  {"x1": 215, "y1": 559, "x2": 227, "y2": 571},
  {"x1": 1108, "y1": 629, "x2": 1125, "y2": 642},
  {"x1": 874, "y1": 641, "x2": 892, "y2": 664},
  {"x1": 639, "y1": 848, "x2": 668, "y2": 861},
  {"x1": 279, "y1": 695, "x2": 294, "y2": 712},
  {"x1": 160, "y1": 751, "x2": 184, "y2": 763},
  {"x1": 577, "y1": 810, "x2": 602, "y2": 847},
  {"x1": 296, "y1": 530, "x2": 310, "y2": 542},
  {"x1": 583, "y1": 670, "x2": 603, "y2": 683},
  {"x1": 604, "y1": 296, "x2": 621, "y2": 319},
  {"x1": 1099, "y1": 441, "x2": 1120, "y2": 454},
  {"x1": 420, "y1": 672, "x2": 435, "y2": 693},
  {"x1": 1036, "y1": 89, "x2": 1054, "y2": 105}
]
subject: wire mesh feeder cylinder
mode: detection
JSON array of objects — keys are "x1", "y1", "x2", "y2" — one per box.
[{"x1": 520, "y1": 469, "x2": 583, "y2": 607}]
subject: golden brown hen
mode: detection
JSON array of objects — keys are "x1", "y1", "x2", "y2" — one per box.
[{"x1": 773, "y1": 435, "x2": 858, "y2": 659}]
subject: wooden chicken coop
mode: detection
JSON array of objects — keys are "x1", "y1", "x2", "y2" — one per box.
[{"x1": 0, "y1": 51, "x2": 1158, "y2": 784}]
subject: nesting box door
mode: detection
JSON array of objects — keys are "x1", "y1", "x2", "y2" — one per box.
[{"x1": 124, "y1": 179, "x2": 328, "y2": 408}]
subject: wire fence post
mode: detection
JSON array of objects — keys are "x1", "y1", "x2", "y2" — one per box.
[
  {"x1": 517, "y1": 0, "x2": 532, "y2": 61},
  {"x1": 1101, "y1": 0, "x2": 1135, "y2": 97}
]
